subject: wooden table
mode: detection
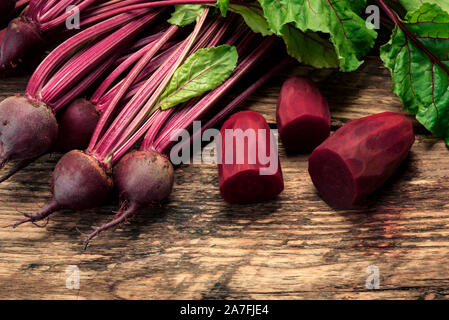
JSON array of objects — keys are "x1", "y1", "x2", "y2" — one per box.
[{"x1": 0, "y1": 57, "x2": 448, "y2": 300}]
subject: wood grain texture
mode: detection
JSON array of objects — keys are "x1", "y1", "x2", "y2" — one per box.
[{"x1": 0, "y1": 57, "x2": 448, "y2": 300}]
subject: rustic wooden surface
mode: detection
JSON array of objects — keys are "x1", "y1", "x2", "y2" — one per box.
[{"x1": 1, "y1": 57, "x2": 449, "y2": 300}]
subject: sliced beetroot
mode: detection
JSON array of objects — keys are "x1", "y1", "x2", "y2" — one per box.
[
  {"x1": 0, "y1": 17, "x2": 44, "y2": 71},
  {"x1": 54, "y1": 98, "x2": 100, "y2": 152},
  {"x1": 276, "y1": 77, "x2": 330, "y2": 153},
  {"x1": 0, "y1": 96, "x2": 58, "y2": 165},
  {"x1": 218, "y1": 110, "x2": 284, "y2": 204},
  {"x1": 308, "y1": 112, "x2": 415, "y2": 208},
  {"x1": 11, "y1": 150, "x2": 113, "y2": 227}
]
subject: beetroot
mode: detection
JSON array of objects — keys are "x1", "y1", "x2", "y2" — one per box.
[
  {"x1": 11, "y1": 150, "x2": 113, "y2": 227},
  {"x1": 218, "y1": 110, "x2": 284, "y2": 204},
  {"x1": 308, "y1": 112, "x2": 415, "y2": 208},
  {"x1": 114, "y1": 151, "x2": 174, "y2": 206},
  {"x1": 0, "y1": 17, "x2": 44, "y2": 71},
  {"x1": 54, "y1": 99, "x2": 100, "y2": 152},
  {"x1": 0, "y1": 96, "x2": 58, "y2": 165},
  {"x1": 276, "y1": 77, "x2": 330, "y2": 153}
]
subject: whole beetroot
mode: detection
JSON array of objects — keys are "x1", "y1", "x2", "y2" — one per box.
[
  {"x1": 114, "y1": 150, "x2": 174, "y2": 207},
  {"x1": 218, "y1": 110, "x2": 284, "y2": 204},
  {"x1": 11, "y1": 150, "x2": 113, "y2": 227},
  {"x1": 0, "y1": 17, "x2": 44, "y2": 72},
  {"x1": 0, "y1": 96, "x2": 58, "y2": 165},
  {"x1": 54, "y1": 99, "x2": 100, "y2": 152},
  {"x1": 308, "y1": 112, "x2": 415, "y2": 208},
  {"x1": 276, "y1": 77, "x2": 330, "y2": 153}
]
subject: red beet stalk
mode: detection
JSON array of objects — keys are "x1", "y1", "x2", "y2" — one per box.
[{"x1": 308, "y1": 112, "x2": 415, "y2": 208}]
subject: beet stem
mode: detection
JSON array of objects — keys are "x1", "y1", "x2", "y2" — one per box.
[
  {"x1": 90, "y1": 30, "x2": 169, "y2": 104},
  {"x1": 40, "y1": 0, "x2": 98, "y2": 32},
  {"x1": 26, "y1": 13, "x2": 140, "y2": 98},
  {"x1": 41, "y1": 12, "x2": 160, "y2": 107},
  {"x1": 88, "y1": 24, "x2": 179, "y2": 151},
  {"x1": 51, "y1": 52, "x2": 119, "y2": 110}
]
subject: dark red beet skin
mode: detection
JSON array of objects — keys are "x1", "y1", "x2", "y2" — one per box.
[
  {"x1": 51, "y1": 150, "x2": 113, "y2": 210},
  {"x1": 0, "y1": 17, "x2": 44, "y2": 71},
  {"x1": 218, "y1": 110, "x2": 284, "y2": 204},
  {"x1": 114, "y1": 150, "x2": 174, "y2": 207},
  {"x1": 10, "y1": 150, "x2": 114, "y2": 228},
  {"x1": 0, "y1": 0, "x2": 15, "y2": 28},
  {"x1": 0, "y1": 96, "x2": 58, "y2": 165},
  {"x1": 54, "y1": 99, "x2": 100, "y2": 152},
  {"x1": 276, "y1": 77, "x2": 330, "y2": 153},
  {"x1": 308, "y1": 112, "x2": 415, "y2": 208}
]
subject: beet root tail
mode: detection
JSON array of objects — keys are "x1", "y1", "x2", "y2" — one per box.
[
  {"x1": 0, "y1": 157, "x2": 38, "y2": 183},
  {"x1": 0, "y1": 156, "x2": 7, "y2": 170},
  {"x1": 7, "y1": 200, "x2": 60, "y2": 228},
  {"x1": 83, "y1": 202, "x2": 139, "y2": 250}
]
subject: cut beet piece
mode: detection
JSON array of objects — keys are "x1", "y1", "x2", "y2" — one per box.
[
  {"x1": 218, "y1": 110, "x2": 284, "y2": 204},
  {"x1": 276, "y1": 77, "x2": 330, "y2": 153},
  {"x1": 308, "y1": 112, "x2": 415, "y2": 208}
]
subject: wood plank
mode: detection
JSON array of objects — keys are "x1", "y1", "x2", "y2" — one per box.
[{"x1": 0, "y1": 57, "x2": 448, "y2": 300}]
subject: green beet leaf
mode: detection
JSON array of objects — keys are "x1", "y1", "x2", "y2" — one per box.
[
  {"x1": 158, "y1": 45, "x2": 238, "y2": 110},
  {"x1": 381, "y1": 3, "x2": 449, "y2": 143},
  {"x1": 228, "y1": 3, "x2": 338, "y2": 69},
  {"x1": 281, "y1": 24, "x2": 339, "y2": 69},
  {"x1": 348, "y1": 0, "x2": 367, "y2": 14},
  {"x1": 228, "y1": 4, "x2": 273, "y2": 36},
  {"x1": 399, "y1": 0, "x2": 449, "y2": 13},
  {"x1": 257, "y1": 0, "x2": 377, "y2": 71},
  {"x1": 217, "y1": 0, "x2": 230, "y2": 17},
  {"x1": 168, "y1": 5, "x2": 205, "y2": 26}
]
